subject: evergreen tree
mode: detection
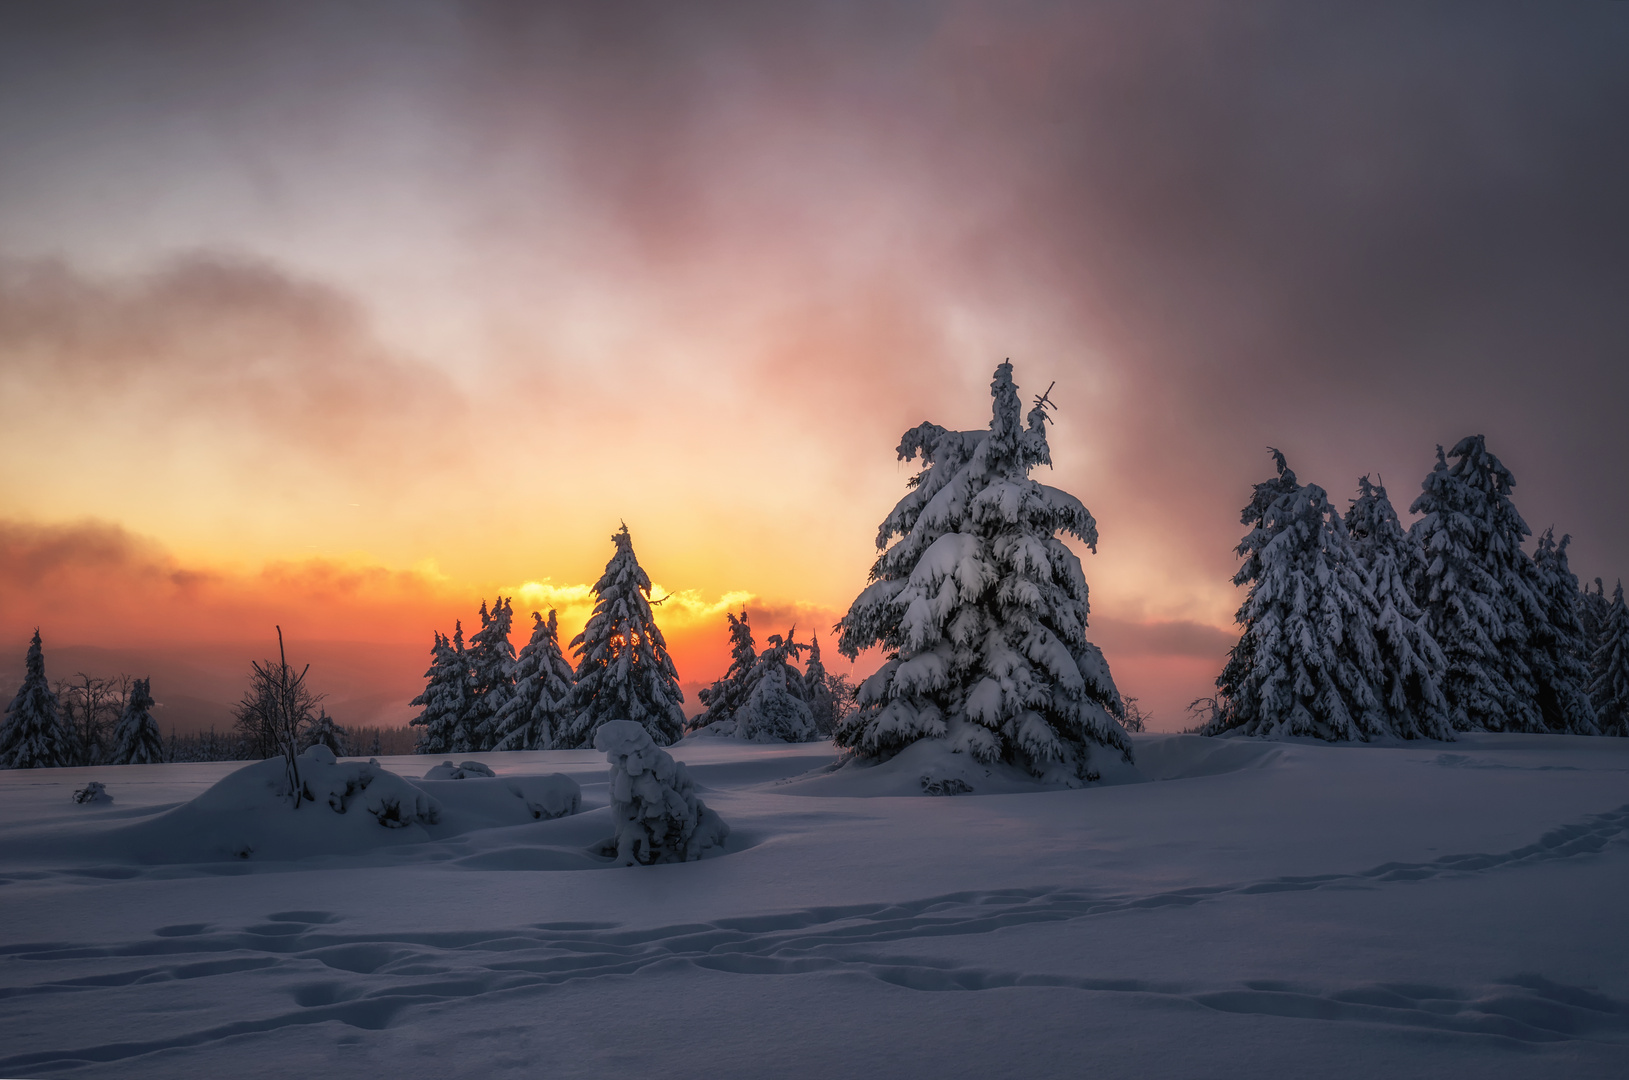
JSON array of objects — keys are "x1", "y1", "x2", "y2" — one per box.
[
  {"x1": 492, "y1": 610, "x2": 576, "y2": 750},
  {"x1": 468, "y1": 597, "x2": 517, "y2": 750},
  {"x1": 836, "y1": 362, "x2": 1129, "y2": 780},
  {"x1": 1592, "y1": 582, "x2": 1629, "y2": 737},
  {"x1": 1409, "y1": 436, "x2": 1545, "y2": 732},
  {"x1": 1206, "y1": 452, "x2": 1385, "y2": 741},
  {"x1": 301, "y1": 709, "x2": 349, "y2": 755},
  {"x1": 1, "y1": 630, "x2": 71, "y2": 769},
  {"x1": 560, "y1": 524, "x2": 687, "y2": 748},
  {"x1": 732, "y1": 629, "x2": 816, "y2": 742},
  {"x1": 109, "y1": 677, "x2": 163, "y2": 765},
  {"x1": 1579, "y1": 578, "x2": 1611, "y2": 665},
  {"x1": 804, "y1": 632, "x2": 838, "y2": 738},
  {"x1": 410, "y1": 627, "x2": 470, "y2": 755},
  {"x1": 693, "y1": 610, "x2": 757, "y2": 731},
  {"x1": 1529, "y1": 529, "x2": 1599, "y2": 734},
  {"x1": 1345, "y1": 477, "x2": 1454, "y2": 740}
]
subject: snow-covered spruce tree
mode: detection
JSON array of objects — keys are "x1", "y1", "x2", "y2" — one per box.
[
  {"x1": 1409, "y1": 437, "x2": 1546, "y2": 732},
  {"x1": 836, "y1": 362, "x2": 1129, "y2": 781},
  {"x1": 1529, "y1": 529, "x2": 1599, "y2": 734},
  {"x1": 692, "y1": 610, "x2": 757, "y2": 732},
  {"x1": 1580, "y1": 578, "x2": 1610, "y2": 663},
  {"x1": 1, "y1": 630, "x2": 71, "y2": 769},
  {"x1": 410, "y1": 627, "x2": 471, "y2": 755},
  {"x1": 731, "y1": 629, "x2": 816, "y2": 742},
  {"x1": 593, "y1": 719, "x2": 728, "y2": 865},
  {"x1": 1344, "y1": 477, "x2": 1454, "y2": 740},
  {"x1": 1206, "y1": 452, "x2": 1385, "y2": 741},
  {"x1": 560, "y1": 524, "x2": 687, "y2": 749},
  {"x1": 301, "y1": 710, "x2": 348, "y2": 755},
  {"x1": 467, "y1": 597, "x2": 517, "y2": 751},
  {"x1": 803, "y1": 632, "x2": 838, "y2": 738},
  {"x1": 109, "y1": 677, "x2": 163, "y2": 765},
  {"x1": 491, "y1": 610, "x2": 576, "y2": 750},
  {"x1": 1592, "y1": 581, "x2": 1629, "y2": 737}
]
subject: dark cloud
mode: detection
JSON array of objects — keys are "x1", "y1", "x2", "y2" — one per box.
[
  {"x1": 0, "y1": 253, "x2": 468, "y2": 475},
  {"x1": 1, "y1": 0, "x2": 1625, "y2": 603}
]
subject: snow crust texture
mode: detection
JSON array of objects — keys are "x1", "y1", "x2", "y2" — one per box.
[
  {"x1": 595, "y1": 720, "x2": 728, "y2": 865},
  {"x1": 1, "y1": 736, "x2": 1627, "y2": 1078}
]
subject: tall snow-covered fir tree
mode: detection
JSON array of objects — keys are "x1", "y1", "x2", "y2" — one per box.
[
  {"x1": 1592, "y1": 581, "x2": 1629, "y2": 738},
  {"x1": 1, "y1": 630, "x2": 71, "y2": 769},
  {"x1": 835, "y1": 362, "x2": 1129, "y2": 780},
  {"x1": 1344, "y1": 477, "x2": 1454, "y2": 740},
  {"x1": 559, "y1": 524, "x2": 687, "y2": 748},
  {"x1": 410, "y1": 626, "x2": 471, "y2": 755},
  {"x1": 693, "y1": 610, "x2": 757, "y2": 731},
  {"x1": 491, "y1": 610, "x2": 576, "y2": 750},
  {"x1": 109, "y1": 677, "x2": 163, "y2": 765},
  {"x1": 1409, "y1": 436, "x2": 1545, "y2": 732},
  {"x1": 467, "y1": 597, "x2": 517, "y2": 751},
  {"x1": 1205, "y1": 452, "x2": 1385, "y2": 741},
  {"x1": 1529, "y1": 529, "x2": 1599, "y2": 734}
]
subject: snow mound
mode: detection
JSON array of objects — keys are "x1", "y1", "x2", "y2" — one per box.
[
  {"x1": 775, "y1": 735, "x2": 1145, "y2": 797},
  {"x1": 414, "y1": 773, "x2": 582, "y2": 825},
  {"x1": 110, "y1": 746, "x2": 581, "y2": 863},
  {"x1": 72, "y1": 781, "x2": 111, "y2": 805},
  {"x1": 423, "y1": 760, "x2": 498, "y2": 779},
  {"x1": 1128, "y1": 735, "x2": 1288, "y2": 781},
  {"x1": 594, "y1": 719, "x2": 729, "y2": 865}
]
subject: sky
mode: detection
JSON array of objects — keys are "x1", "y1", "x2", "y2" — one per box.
[{"x1": 3, "y1": 1, "x2": 1627, "y2": 732}]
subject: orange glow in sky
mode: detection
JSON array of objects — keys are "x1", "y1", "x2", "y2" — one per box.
[{"x1": 4, "y1": 5, "x2": 1624, "y2": 733}]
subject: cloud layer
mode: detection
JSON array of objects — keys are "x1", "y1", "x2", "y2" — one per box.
[{"x1": 3, "y1": 2, "x2": 1626, "y2": 729}]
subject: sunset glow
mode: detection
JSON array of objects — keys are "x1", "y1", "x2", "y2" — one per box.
[{"x1": 3, "y1": 3, "x2": 1625, "y2": 734}]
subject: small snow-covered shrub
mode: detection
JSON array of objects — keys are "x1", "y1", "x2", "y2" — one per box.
[
  {"x1": 298, "y1": 745, "x2": 442, "y2": 828},
  {"x1": 73, "y1": 781, "x2": 112, "y2": 804},
  {"x1": 423, "y1": 760, "x2": 496, "y2": 780},
  {"x1": 594, "y1": 719, "x2": 728, "y2": 865},
  {"x1": 920, "y1": 775, "x2": 973, "y2": 796}
]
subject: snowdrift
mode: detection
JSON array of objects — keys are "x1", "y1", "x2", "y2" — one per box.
[
  {"x1": 771, "y1": 735, "x2": 1149, "y2": 797},
  {"x1": 108, "y1": 746, "x2": 582, "y2": 863}
]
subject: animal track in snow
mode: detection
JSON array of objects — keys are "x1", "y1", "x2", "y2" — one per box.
[{"x1": 2, "y1": 803, "x2": 1626, "y2": 1072}]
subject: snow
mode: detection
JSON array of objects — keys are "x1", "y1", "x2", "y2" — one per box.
[
  {"x1": 1, "y1": 734, "x2": 1626, "y2": 1077},
  {"x1": 594, "y1": 720, "x2": 729, "y2": 864}
]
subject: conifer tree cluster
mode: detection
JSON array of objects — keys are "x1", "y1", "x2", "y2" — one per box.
[
  {"x1": 691, "y1": 611, "x2": 842, "y2": 742},
  {"x1": 1207, "y1": 435, "x2": 1619, "y2": 741},
  {"x1": 491, "y1": 610, "x2": 575, "y2": 751},
  {"x1": 835, "y1": 362, "x2": 1130, "y2": 781},
  {"x1": 411, "y1": 598, "x2": 532, "y2": 754},
  {"x1": 0, "y1": 635, "x2": 158, "y2": 769},
  {"x1": 408, "y1": 524, "x2": 686, "y2": 753}
]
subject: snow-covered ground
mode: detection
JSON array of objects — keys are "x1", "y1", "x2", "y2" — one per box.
[{"x1": 1, "y1": 733, "x2": 1626, "y2": 1078}]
